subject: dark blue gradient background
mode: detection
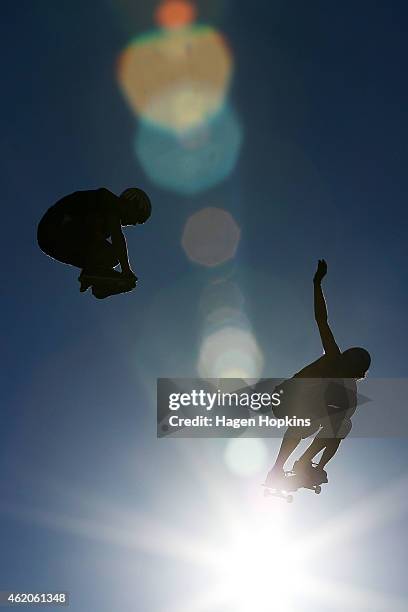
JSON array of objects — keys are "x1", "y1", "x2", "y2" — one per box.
[{"x1": 1, "y1": 1, "x2": 408, "y2": 610}]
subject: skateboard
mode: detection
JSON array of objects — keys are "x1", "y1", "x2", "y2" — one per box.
[
  {"x1": 92, "y1": 276, "x2": 137, "y2": 299},
  {"x1": 262, "y1": 466, "x2": 325, "y2": 503},
  {"x1": 78, "y1": 271, "x2": 137, "y2": 298},
  {"x1": 78, "y1": 274, "x2": 137, "y2": 299}
]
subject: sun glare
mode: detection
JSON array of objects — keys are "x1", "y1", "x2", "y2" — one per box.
[
  {"x1": 4, "y1": 455, "x2": 408, "y2": 611},
  {"x1": 212, "y1": 516, "x2": 297, "y2": 612}
]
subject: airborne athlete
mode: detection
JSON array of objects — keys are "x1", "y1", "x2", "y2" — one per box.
[
  {"x1": 265, "y1": 260, "x2": 371, "y2": 486},
  {"x1": 37, "y1": 187, "x2": 151, "y2": 298}
]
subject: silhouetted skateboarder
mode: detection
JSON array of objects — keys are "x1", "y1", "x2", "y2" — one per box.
[
  {"x1": 265, "y1": 260, "x2": 371, "y2": 488},
  {"x1": 37, "y1": 187, "x2": 151, "y2": 298}
]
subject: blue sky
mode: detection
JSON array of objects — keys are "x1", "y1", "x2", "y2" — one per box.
[{"x1": 1, "y1": 1, "x2": 408, "y2": 610}]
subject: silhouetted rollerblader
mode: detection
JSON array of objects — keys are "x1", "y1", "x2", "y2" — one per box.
[
  {"x1": 265, "y1": 260, "x2": 371, "y2": 489},
  {"x1": 37, "y1": 187, "x2": 151, "y2": 299}
]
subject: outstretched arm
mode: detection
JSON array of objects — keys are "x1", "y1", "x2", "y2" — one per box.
[{"x1": 313, "y1": 259, "x2": 340, "y2": 356}]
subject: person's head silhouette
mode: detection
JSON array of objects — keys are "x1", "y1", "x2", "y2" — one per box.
[
  {"x1": 339, "y1": 347, "x2": 371, "y2": 379},
  {"x1": 119, "y1": 188, "x2": 152, "y2": 226}
]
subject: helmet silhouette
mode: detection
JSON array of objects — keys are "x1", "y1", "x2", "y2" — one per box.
[
  {"x1": 341, "y1": 347, "x2": 371, "y2": 376},
  {"x1": 120, "y1": 188, "x2": 152, "y2": 223}
]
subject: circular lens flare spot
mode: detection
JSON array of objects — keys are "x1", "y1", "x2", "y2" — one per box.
[
  {"x1": 155, "y1": 0, "x2": 197, "y2": 29},
  {"x1": 144, "y1": 82, "x2": 222, "y2": 134},
  {"x1": 199, "y1": 279, "x2": 245, "y2": 319},
  {"x1": 118, "y1": 26, "x2": 233, "y2": 133},
  {"x1": 182, "y1": 207, "x2": 240, "y2": 267},
  {"x1": 135, "y1": 105, "x2": 243, "y2": 195},
  {"x1": 224, "y1": 438, "x2": 268, "y2": 477},
  {"x1": 198, "y1": 326, "x2": 264, "y2": 381}
]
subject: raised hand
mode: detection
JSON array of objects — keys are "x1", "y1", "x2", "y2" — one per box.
[{"x1": 314, "y1": 259, "x2": 327, "y2": 284}]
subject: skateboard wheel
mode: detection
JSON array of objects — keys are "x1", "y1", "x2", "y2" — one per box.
[
  {"x1": 315, "y1": 485, "x2": 321, "y2": 494},
  {"x1": 286, "y1": 495, "x2": 294, "y2": 503}
]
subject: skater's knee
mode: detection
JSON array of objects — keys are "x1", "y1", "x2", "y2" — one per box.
[
  {"x1": 335, "y1": 417, "x2": 352, "y2": 439},
  {"x1": 86, "y1": 241, "x2": 119, "y2": 269},
  {"x1": 318, "y1": 416, "x2": 352, "y2": 440},
  {"x1": 288, "y1": 420, "x2": 320, "y2": 439}
]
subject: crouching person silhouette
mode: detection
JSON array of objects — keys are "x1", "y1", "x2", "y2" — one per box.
[
  {"x1": 265, "y1": 260, "x2": 371, "y2": 487},
  {"x1": 37, "y1": 187, "x2": 151, "y2": 299}
]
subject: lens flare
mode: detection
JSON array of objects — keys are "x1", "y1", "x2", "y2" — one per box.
[
  {"x1": 182, "y1": 207, "x2": 240, "y2": 267},
  {"x1": 199, "y1": 278, "x2": 245, "y2": 319},
  {"x1": 216, "y1": 517, "x2": 296, "y2": 612},
  {"x1": 109, "y1": 0, "x2": 229, "y2": 33},
  {"x1": 224, "y1": 438, "x2": 268, "y2": 477},
  {"x1": 5, "y1": 444, "x2": 408, "y2": 612},
  {"x1": 135, "y1": 105, "x2": 243, "y2": 195},
  {"x1": 155, "y1": 0, "x2": 197, "y2": 30},
  {"x1": 198, "y1": 325, "x2": 264, "y2": 381},
  {"x1": 204, "y1": 306, "x2": 249, "y2": 334},
  {"x1": 118, "y1": 25, "x2": 233, "y2": 133}
]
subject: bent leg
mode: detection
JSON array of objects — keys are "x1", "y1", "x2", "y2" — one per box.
[
  {"x1": 38, "y1": 211, "x2": 119, "y2": 272},
  {"x1": 273, "y1": 419, "x2": 320, "y2": 468},
  {"x1": 315, "y1": 417, "x2": 352, "y2": 469},
  {"x1": 297, "y1": 416, "x2": 352, "y2": 471},
  {"x1": 315, "y1": 439, "x2": 342, "y2": 469},
  {"x1": 79, "y1": 240, "x2": 121, "y2": 292},
  {"x1": 296, "y1": 436, "x2": 328, "y2": 465},
  {"x1": 265, "y1": 421, "x2": 320, "y2": 485},
  {"x1": 272, "y1": 429, "x2": 303, "y2": 471},
  {"x1": 83, "y1": 238, "x2": 119, "y2": 273},
  {"x1": 265, "y1": 429, "x2": 302, "y2": 485}
]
